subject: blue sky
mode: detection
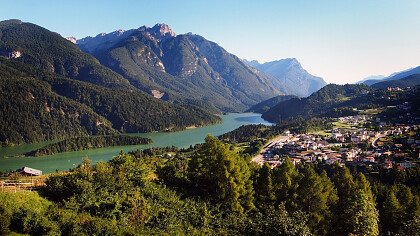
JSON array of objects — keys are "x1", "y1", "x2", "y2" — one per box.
[{"x1": 1, "y1": 0, "x2": 419, "y2": 84}]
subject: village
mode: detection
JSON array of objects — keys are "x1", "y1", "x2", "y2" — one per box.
[{"x1": 255, "y1": 114, "x2": 420, "y2": 172}]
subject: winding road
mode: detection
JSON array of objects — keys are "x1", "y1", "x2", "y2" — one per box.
[{"x1": 252, "y1": 135, "x2": 289, "y2": 164}]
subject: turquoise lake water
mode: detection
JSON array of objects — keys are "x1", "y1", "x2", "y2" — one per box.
[{"x1": 0, "y1": 113, "x2": 272, "y2": 173}]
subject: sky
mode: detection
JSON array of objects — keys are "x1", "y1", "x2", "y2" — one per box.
[{"x1": 1, "y1": 0, "x2": 419, "y2": 84}]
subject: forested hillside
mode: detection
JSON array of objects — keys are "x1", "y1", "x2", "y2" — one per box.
[
  {"x1": 262, "y1": 84, "x2": 420, "y2": 123},
  {"x1": 0, "y1": 64, "x2": 116, "y2": 146},
  {"x1": 371, "y1": 74, "x2": 420, "y2": 89},
  {"x1": 246, "y1": 95, "x2": 297, "y2": 113},
  {"x1": 0, "y1": 20, "x2": 220, "y2": 146}
]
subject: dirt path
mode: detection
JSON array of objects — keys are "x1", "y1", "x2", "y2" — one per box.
[{"x1": 252, "y1": 135, "x2": 289, "y2": 164}]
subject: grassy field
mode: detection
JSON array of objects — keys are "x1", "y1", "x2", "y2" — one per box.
[
  {"x1": 310, "y1": 130, "x2": 331, "y2": 136},
  {"x1": 361, "y1": 108, "x2": 383, "y2": 115},
  {"x1": 332, "y1": 121, "x2": 353, "y2": 129}
]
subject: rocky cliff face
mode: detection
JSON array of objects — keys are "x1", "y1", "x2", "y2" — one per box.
[
  {"x1": 76, "y1": 24, "x2": 281, "y2": 112},
  {"x1": 245, "y1": 58, "x2": 327, "y2": 97}
]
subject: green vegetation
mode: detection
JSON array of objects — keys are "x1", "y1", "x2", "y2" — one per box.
[
  {"x1": 0, "y1": 66, "x2": 117, "y2": 146},
  {"x1": 263, "y1": 84, "x2": 420, "y2": 125},
  {"x1": 371, "y1": 74, "x2": 420, "y2": 89},
  {"x1": 246, "y1": 95, "x2": 297, "y2": 113},
  {"x1": 219, "y1": 124, "x2": 277, "y2": 143},
  {"x1": 2, "y1": 135, "x2": 418, "y2": 235},
  {"x1": 25, "y1": 135, "x2": 152, "y2": 156},
  {"x1": 262, "y1": 84, "x2": 371, "y2": 122},
  {"x1": 0, "y1": 20, "x2": 221, "y2": 146}
]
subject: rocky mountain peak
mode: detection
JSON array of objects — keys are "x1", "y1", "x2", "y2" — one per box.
[
  {"x1": 65, "y1": 37, "x2": 77, "y2": 44},
  {"x1": 282, "y1": 58, "x2": 301, "y2": 67},
  {"x1": 245, "y1": 58, "x2": 326, "y2": 97},
  {"x1": 115, "y1": 29, "x2": 125, "y2": 35},
  {"x1": 150, "y1": 23, "x2": 176, "y2": 39}
]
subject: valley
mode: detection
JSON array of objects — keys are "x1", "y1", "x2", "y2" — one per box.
[{"x1": 0, "y1": 4, "x2": 419, "y2": 234}]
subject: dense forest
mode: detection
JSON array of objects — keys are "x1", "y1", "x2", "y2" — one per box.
[
  {"x1": 1, "y1": 135, "x2": 419, "y2": 235},
  {"x1": 0, "y1": 20, "x2": 221, "y2": 146},
  {"x1": 0, "y1": 65, "x2": 117, "y2": 146},
  {"x1": 262, "y1": 84, "x2": 420, "y2": 123},
  {"x1": 220, "y1": 117, "x2": 333, "y2": 144},
  {"x1": 371, "y1": 74, "x2": 420, "y2": 89},
  {"x1": 246, "y1": 95, "x2": 297, "y2": 113},
  {"x1": 25, "y1": 135, "x2": 152, "y2": 156}
]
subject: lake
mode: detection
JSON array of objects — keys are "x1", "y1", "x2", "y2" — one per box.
[{"x1": 0, "y1": 113, "x2": 272, "y2": 173}]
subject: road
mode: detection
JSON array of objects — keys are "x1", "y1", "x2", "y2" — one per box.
[
  {"x1": 372, "y1": 133, "x2": 387, "y2": 148},
  {"x1": 252, "y1": 135, "x2": 289, "y2": 164}
]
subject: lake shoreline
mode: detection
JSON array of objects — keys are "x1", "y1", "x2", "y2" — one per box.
[{"x1": 0, "y1": 113, "x2": 273, "y2": 173}]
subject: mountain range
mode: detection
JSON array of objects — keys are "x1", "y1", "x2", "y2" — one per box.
[
  {"x1": 7, "y1": 19, "x2": 405, "y2": 147},
  {"x1": 74, "y1": 24, "x2": 281, "y2": 112},
  {"x1": 371, "y1": 74, "x2": 420, "y2": 90},
  {"x1": 357, "y1": 75, "x2": 385, "y2": 85},
  {"x1": 359, "y1": 66, "x2": 420, "y2": 86},
  {"x1": 244, "y1": 59, "x2": 327, "y2": 97}
]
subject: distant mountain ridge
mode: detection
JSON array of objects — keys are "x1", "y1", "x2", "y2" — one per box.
[
  {"x1": 371, "y1": 74, "x2": 420, "y2": 89},
  {"x1": 357, "y1": 75, "x2": 385, "y2": 85},
  {"x1": 244, "y1": 58, "x2": 327, "y2": 97},
  {"x1": 262, "y1": 84, "x2": 372, "y2": 122},
  {"x1": 75, "y1": 24, "x2": 281, "y2": 112},
  {"x1": 360, "y1": 66, "x2": 420, "y2": 86}
]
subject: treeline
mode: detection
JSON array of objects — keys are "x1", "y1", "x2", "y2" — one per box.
[
  {"x1": 25, "y1": 135, "x2": 152, "y2": 156},
  {"x1": 219, "y1": 124, "x2": 276, "y2": 143},
  {"x1": 1, "y1": 135, "x2": 418, "y2": 235},
  {"x1": 262, "y1": 84, "x2": 420, "y2": 123},
  {"x1": 220, "y1": 117, "x2": 333, "y2": 144}
]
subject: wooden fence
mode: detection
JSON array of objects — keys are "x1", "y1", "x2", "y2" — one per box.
[{"x1": 0, "y1": 176, "x2": 46, "y2": 193}]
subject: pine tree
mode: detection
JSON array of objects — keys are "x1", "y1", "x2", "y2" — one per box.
[
  {"x1": 344, "y1": 188, "x2": 379, "y2": 236},
  {"x1": 272, "y1": 157, "x2": 299, "y2": 207},
  {"x1": 381, "y1": 189, "x2": 402, "y2": 234},
  {"x1": 188, "y1": 135, "x2": 255, "y2": 213},
  {"x1": 254, "y1": 163, "x2": 275, "y2": 207},
  {"x1": 294, "y1": 165, "x2": 337, "y2": 234},
  {"x1": 340, "y1": 173, "x2": 379, "y2": 236},
  {"x1": 330, "y1": 165, "x2": 357, "y2": 235}
]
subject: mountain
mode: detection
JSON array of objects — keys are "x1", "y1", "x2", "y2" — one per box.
[
  {"x1": 385, "y1": 66, "x2": 420, "y2": 81},
  {"x1": 371, "y1": 74, "x2": 420, "y2": 89},
  {"x1": 76, "y1": 24, "x2": 281, "y2": 112},
  {"x1": 357, "y1": 75, "x2": 385, "y2": 85},
  {"x1": 246, "y1": 95, "x2": 297, "y2": 113},
  {"x1": 0, "y1": 20, "x2": 220, "y2": 146},
  {"x1": 361, "y1": 66, "x2": 420, "y2": 86},
  {"x1": 262, "y1": 83, "x2": 420, "y2": 123},
  {"x1": 262, "y1": 84, "x2": 373, "y2": 122},
  {"x1": 0, "y1": 63, "x2": 117, "y2": 146},
  {"x1": 244, "y1": 58, "x2": 327, "y2": 97}
]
